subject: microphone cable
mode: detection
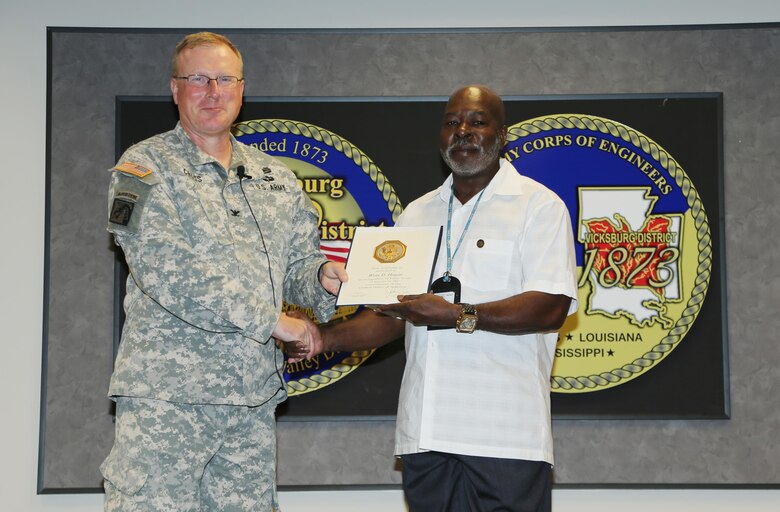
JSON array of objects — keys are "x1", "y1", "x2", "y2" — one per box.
[
  {"x1": 237, "y1": 165, "x2": 299, "y2": 397},
  {"x1": 237, "y1": 165, "x2": 278, "y2": 309}
]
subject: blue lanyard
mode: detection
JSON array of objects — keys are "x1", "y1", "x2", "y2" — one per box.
[{"x1": 444, "y1": 186, "x2": 486, "y2": 282}]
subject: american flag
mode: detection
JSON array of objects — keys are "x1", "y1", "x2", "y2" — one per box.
[{"x1": 320, "y1": 239, "x2": 351, "y2": 263}]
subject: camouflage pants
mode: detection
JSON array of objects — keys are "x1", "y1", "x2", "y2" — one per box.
[{"x1": 101, "y1": 397, "x2": 279, "y2": 511}]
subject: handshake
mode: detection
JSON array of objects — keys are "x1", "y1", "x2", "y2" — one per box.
[
  {"x1": 273, "y1": 295, "x2": 464, "y2": 363},
  {"x1": 274, "y1": 310, "x2": 324, "y2": 363},
  {"x1": 271, "y1": 260, "x2": 468, "y2": 362},
  {"x1": 271, "y1": 260, "x2": 347, "y2": 362}
]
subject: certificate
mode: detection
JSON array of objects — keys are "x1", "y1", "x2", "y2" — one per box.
[{"x1": 336, "y1": 226, "x2": 442, "y2": 306}]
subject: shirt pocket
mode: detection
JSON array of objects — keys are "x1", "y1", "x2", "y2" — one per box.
[
  {"x1": 458, "y1": 238, "x2": 514, "y2": 291},
  {"x1": 194, "y1": 189, "x2": 233, "y2": 247}
]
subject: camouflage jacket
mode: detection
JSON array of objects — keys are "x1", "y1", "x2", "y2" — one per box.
[{"x1": 106, "y1": 123, "x2": 334, "y2": 406}]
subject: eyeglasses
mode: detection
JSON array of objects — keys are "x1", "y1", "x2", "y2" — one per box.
[{"x1": 173, "y1": 74, "x2": 244, "y2": 88}]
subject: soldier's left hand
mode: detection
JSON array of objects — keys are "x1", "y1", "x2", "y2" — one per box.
[{"x1": 319, "y1": 261, "x2": 348, "y2": 295}]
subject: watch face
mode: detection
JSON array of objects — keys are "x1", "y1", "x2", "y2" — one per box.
[{"x1": 458, "y1": 315, "x2": 477, "y2": 332}]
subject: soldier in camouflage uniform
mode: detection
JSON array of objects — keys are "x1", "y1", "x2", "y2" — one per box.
[{"x1": 99, "y1": 32, "x2": 346, "y2": 511}]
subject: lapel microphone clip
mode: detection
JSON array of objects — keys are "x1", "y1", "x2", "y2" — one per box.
[{"x1": 237, "y1": 165, "x2": 252, "y2": 180}]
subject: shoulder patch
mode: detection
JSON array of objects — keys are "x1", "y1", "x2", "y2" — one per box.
[
  {"x1": 114, "y1": 162, "x2": 153, "y2": 178},
  {"x1": 109, "y1": 198, "x2": 135, "y2": 226}
]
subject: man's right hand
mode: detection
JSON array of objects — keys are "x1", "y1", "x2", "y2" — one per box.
[
  {"x1": 272, "y1": 311, "x2": 322, "y2": 362},
  {"x1": 276, "y1": 310, "x2": 324, "y2": 361}
]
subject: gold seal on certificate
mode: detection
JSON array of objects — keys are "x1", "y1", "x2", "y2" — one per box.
[
  {"x1": 373, "y1": 240, "x2": 407, "y2": 263},
  {"x1": 337, "y1": 226, "x2": 442, "y2": 306}
]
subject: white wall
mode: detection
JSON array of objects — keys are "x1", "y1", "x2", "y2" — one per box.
[{"x1": 1, "y1": 1, "x2": 778, "y2": 510}]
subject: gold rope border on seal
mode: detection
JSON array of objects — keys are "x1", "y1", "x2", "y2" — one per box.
[
  {"x1": 232, "y1": 119, "x2": 403, "y2": 223},
  {"x1": 286, "y1": 350, "x2": 375, "y2": 394},
  {"x1": 232, "y1": 119, "x2": 403, "y2": 396},
  {"x1": 507, "y1": 114, "x2": 713, "y2": 391}
]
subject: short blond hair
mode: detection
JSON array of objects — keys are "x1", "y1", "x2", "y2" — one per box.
[{"x1": 171, "y1": 32, "x2": 243, "y2": 77}]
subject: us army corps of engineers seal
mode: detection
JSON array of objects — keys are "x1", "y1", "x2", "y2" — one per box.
[
  {"x1": 232, "y1": 119, "x2": 402, "y2": 396},
  {"x1": 505, "y1": 114, "x2": 713, "y2": 392}
]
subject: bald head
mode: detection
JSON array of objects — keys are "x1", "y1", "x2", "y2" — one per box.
[{"x1": 446, "y1": 85, "x2": 506, "y2": 128}]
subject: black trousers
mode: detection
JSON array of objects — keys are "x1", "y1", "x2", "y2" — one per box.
[{"x1": 401, "y1": 451, "x2": 552, "y2": 512}]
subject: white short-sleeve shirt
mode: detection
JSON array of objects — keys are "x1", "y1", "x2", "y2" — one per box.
[{"x1": 394, "y1": 159, "x2": 578, "y2": 463}]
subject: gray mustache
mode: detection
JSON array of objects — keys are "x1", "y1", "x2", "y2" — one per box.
[{"x1": 448, "y1": 141, "x2": 480, "y2": 151}]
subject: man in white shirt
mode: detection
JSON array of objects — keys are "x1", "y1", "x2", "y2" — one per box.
[{"x1": 298, "y1": 84, "x2": 578, "y2": 511}]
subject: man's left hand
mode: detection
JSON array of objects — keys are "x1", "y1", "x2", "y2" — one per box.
[{"x1": 374, "y1": 293, "x2": 460, "y2": 328}]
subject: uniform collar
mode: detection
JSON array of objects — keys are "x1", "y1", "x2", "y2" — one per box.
[{"x1": 173, "y1": 122, "x2": 246, "y2": 171}]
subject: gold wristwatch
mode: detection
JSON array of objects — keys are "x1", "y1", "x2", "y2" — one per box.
[{"x1": 455, "y1": 303, "x2": 478, "y2": 333}]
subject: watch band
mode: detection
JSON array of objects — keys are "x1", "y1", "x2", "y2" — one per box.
[
  {"x1": 460, "y1": 303, "x2": 476, "y2": 315},
  {"x1": 455, "y1": 303, "x2": 478, "y2": 333}
]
